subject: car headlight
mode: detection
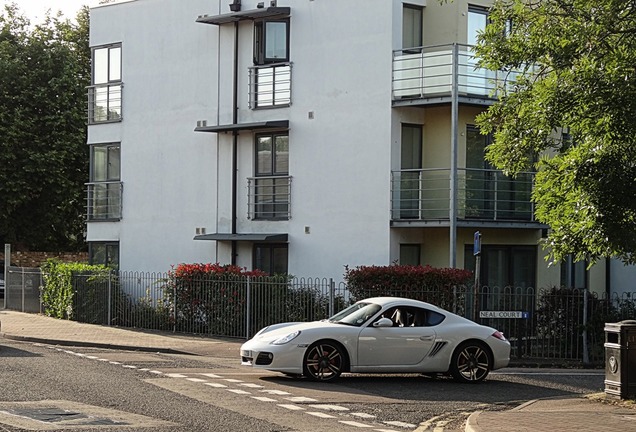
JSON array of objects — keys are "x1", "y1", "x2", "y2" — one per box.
[{"x1": 271, "y1": 330, "x2": 301, "y2": 345}]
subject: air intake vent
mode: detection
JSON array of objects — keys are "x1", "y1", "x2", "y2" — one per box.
[{"x1": 428, "y1": 341, "x2": 448, "y2": 357}]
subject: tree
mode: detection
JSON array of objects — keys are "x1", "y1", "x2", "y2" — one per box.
[
  {"x1": 0, "y1": 3, "x2": 90, "y2": 251},
  {"x1": 474, "y1": 0, "x2": 636, "y2": 265}
]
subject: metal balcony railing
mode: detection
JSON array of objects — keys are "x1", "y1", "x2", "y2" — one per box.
[
  {"x1": 87, "y1": 83, "x2": 123, "y2": 124},
  {"x1": 392, "y1": 44, "x2": 524, "y2": 101},
  {"x1": 248, "y1": 63, "x2": 292, "y2": 109},
  {"x1": 247, "y1": 176, "x2": 291, "y2": 220},
  {"x1": 86, "y1": 181, "x2": 123, "y2": 221},
  {"x1": 391, "y1": 168, "x2": 535, "y2": 222}
]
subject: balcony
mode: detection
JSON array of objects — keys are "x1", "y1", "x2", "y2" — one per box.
[
  {"x1": 391, "y1": 168, "x2": 537, "y2": 225},
  {"x1": 87, "y1": 83, "x2": 122, "y2": 124},
  {"x1": 86, "y1": 181, "x2": 123, "y2": 221},
  {"x1": 248, "y1": 63, "x2": 292, "y2": 109},
  {"x1": 392, "y1": 44, "x2": 522, "y2": 106},
  {"x1": 247, "y1": 176, "x2": 291, "y2": 220}
]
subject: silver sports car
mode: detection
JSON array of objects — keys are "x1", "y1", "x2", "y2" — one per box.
[{"x1": 240, "y1": 297, "x2": 510, "y2": 382}]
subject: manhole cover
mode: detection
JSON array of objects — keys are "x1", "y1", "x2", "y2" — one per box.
[{"x1": 0, "y1": 400, "x2": 176, "y2": 430}]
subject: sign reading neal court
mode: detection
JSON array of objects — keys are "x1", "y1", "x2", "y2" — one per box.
[{"x1": 479, "y1": 311, "x2": 529, "y2": 319}]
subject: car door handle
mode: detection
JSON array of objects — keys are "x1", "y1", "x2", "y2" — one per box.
[{"x1": 420, "y1": 335, "x2": 435, "y2": 341}]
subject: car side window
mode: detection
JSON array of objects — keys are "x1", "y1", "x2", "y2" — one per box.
[{"x1": 425, "y1": 310, "x2": 445, "y2": 326}]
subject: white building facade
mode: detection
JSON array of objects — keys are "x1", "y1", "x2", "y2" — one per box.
[{"x1": 86, "y1": 0, "x2": 628, "y2": 294}]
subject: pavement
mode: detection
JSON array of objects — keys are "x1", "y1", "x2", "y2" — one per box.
[{"x1": 1, "y1": 309, "x2": 635, "y2": 432}]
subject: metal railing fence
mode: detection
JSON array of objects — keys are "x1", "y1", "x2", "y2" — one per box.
[
  {"x1": 86, "y1": 181, "x2": 123, "y2": 221},
  {"x1": 247, "y1": 176, "x2": 292, "y2": 220},
  {"x1": 391, "y1": 168, "x2": 536, "y2": 222},
  {"x1": 87, "y1": 83, "x2": 122, "y2": 124},
  {"x1": 5, "y1": 267, "x2": 635, "y2": 365},
  {"x1": 248, "y1": 62, "x2": 292, "y2": 109}
]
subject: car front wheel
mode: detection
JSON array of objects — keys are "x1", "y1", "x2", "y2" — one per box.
[
  {"x1": 450, "y1": 341, "x2": 491, "y2": 383},
  {"x1": 303, "y1": 341, "x2": 345, "y2": 382}
]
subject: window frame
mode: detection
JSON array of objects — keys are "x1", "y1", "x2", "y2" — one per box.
[
  {"x1": 402, "y1": 4, "x2": 423, "y2": 51},
  {"x1": 88, "y1": 241, "x2": 120, "y2": 269},
  {"x1": 253, "y1": 243, "x2": 288, "y2": 275},
  {"x1": 88, "y1": 143, "x2": 122, "y2": 221},
  {"x1": 91, "y1": 43, "x2": 122, "y2": 85},
  {"x1": 254, "y1": 19, "x2": 290, "y2": 65},
  {"x1": 90, "y1": 143, "x2": 121, "y2": 182}
]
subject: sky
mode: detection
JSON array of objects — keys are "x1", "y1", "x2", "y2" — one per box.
[{"x1": 1, "y1": 0, "x2": 99, "y2": 23}]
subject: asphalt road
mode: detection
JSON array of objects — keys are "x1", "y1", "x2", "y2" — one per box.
[{"x1": 0, "y1": 338, "x2": 605, "y2": 431}]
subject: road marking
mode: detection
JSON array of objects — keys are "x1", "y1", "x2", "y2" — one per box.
[
  {"x1": 239, "y1": 383, "x2": 264, "y2": 388},
  {"x1": 374, "y1": 429, "x2": 399, "y2": 432},
  {"x1": 306, "y1": 412, "x2": 337, "y2": 419},
  {"x1": 166, "y1": 373, "x2": 188, "y2": 378},
  {"x1": 186, "y1": 378, "x2": 207, "y2": 383},
  {"x1": 148, "y1": 370, "x2": 163, "y2": 374},
  {"x1": 199, "y1": 373, "x2": 222, "y2": 378},
  {"x1": 223, "y1": 378, "x2": 244, "y2": 383},
  {"x1": 339, "y1": 420, "x2": 374, "y2": 428},
  {"x1": 285, "y1": 396, "x2": 318, "y2": 403},
  {"x1": 278, "y1": 404, "x2": 305, "y2": 411},
  {"x1": 226, "y1": 389, "x2": 251, "y2": 395},
  {"x1": 384, "y1": 420, "x2": 417, "y2": 428},
  {"x1": 251, "y1": 396, "x2": 278, "y2": 402},
  {"x1": 123, "y1": 365, "x2": 138, "y2": 369},
  {"x1": 109, "y1": 361, "x2": 122, "y2": 365},
  {"x1": 352, "y1": 413, "x2": 376, "y2": 419},
  {"x1": 261, "y1": 389, "x2": 292, "y2": 395},
  {"x1": 309, "y1": 404, "x2": 349, "y2": 411},
  {"x1": 204, "y1": 382, "x2": 227, "y2": 388}
]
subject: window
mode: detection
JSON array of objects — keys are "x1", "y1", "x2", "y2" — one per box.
[
  {"x1": 561, "y1": 255, "x2": 588, "y2": 289},
  {"x1": 398, "y1": 124, "x2": 423, "y2": 219},
  {"x1": 254, "y1": 20, "x2": 289, "y2": 65},
  {"x1": 89, "y1": 44, "x2": 122, "y2": 123},
  {"x1": 250, "y1": 19, "x2": 291, "y2": 108},
  {"x1": 89, "y1": 143, "x2": 121, "y2": 220},
  {"x1": 254, "y1": 244, "x2": 288, "y2": 275},
  {"x1": 403, "y1": 4, "x2": 423, "y2": 51},
  {"x1": 89, "y1": 242, "x2": 119, "y2": 269},
  {"x1": 400, "y1": 244, "x2": 421, "y2": 265},
  {"x1": 380, "y1": 306, "x2": 445, "y2": 327},
  {"x1": 250, "y1": 133, "x2": 290, "y2": 219},
  {"x1": 464, "y1": 244, "x2": 537, "y2": 289}
]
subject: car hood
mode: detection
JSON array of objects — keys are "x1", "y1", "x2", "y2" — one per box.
[{"x1": 252, "y1": 320, "x2": 346, "y2": 342}]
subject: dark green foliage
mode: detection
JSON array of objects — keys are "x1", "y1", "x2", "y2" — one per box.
[
  {"x1": 474, "y1": 0, "x2": 636, "y2": 264},
  {"x1": 0, "y1": 4, "x2": 90, "y2": 251},
  {"x1": 344, "y1": 264, "x2": 473, "y2": 309}
]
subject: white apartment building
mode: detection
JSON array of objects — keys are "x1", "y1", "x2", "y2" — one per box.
[{"x1": 86, "y1": 0, "x2": 624, "y2": 293}]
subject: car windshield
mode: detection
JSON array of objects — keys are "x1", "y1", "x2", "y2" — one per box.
[{"x1": 328, "y1": 302, "x2": 382, "y2": 327}]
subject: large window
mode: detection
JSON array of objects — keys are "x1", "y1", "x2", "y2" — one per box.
[
  {"x1": 89, "y1": 143, "x2": 121, "y2": 220},
  {"x1": 254, "y1": 20, "x2": 289, "y2": 65},
  {"x1": 400, "y1": 244, "x2": 421, "y2": 266},
  {"x1": 254, "y1": 244, "x2": 288, "y2": 275},
  {"x1": 89, "y1": 44, "x2": 122, "y2": 123},
  {"x1": 397, "y1": 124, "x2": 423, "y2": 219},
  {"x1": 250, "y1": 133, "x2": 290, "y2": 220},
  {"x1": 464, "y1": 244, "x2": 537, "y2": 289},
  {"x1": 89, "y1": 242, "x2": 119, "y2": 269},
  {"x1": 403, "y1": 4, "x2": 423, "y2": 51},
  {"x1": 561, "y1": 256, "x2": 588, "y2": 289}
]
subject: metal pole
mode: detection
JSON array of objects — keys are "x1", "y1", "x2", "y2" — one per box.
[
  {"x1": 473, "y1": 255, "x2": 481, "y2": 322},
  {"x1": 3, "y1": 244, "x2": 10, "y2": 309},
  {"x1": 329, "y1": 278, "x2": 335, "y2": 317},
  {"x1": 246, "y1": 276, "x2": 251, "y2": 339},
  {"x1": 582, "y1": 288, "x2": 589, "y2": 364},
  {"x1": 107, "y1": 271, "x2": 112, "y2": 326},
  {"x1": 449, "y1": 43, "x2": 459, "y2": 268}
]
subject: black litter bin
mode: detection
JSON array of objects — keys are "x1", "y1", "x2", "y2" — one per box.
[{"x1": 604, "y1": 320, "x2": 636, "y2": 399}]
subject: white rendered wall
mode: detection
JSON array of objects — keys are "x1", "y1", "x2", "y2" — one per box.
[{"x1": 88, "y1": 0, "x2": 399, "y2": 279}]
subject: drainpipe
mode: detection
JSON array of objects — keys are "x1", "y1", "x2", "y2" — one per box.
[
  {"x1": 449, "y1": 43, "x2": 459, "y2": 268},
  {"x1": 231, "y1": 21, "x2": 239, "y2": 265}
]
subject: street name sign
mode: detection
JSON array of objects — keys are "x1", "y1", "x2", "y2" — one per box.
[{"x1": 479, "y1": 311, "x2": 529, "y2": 319}]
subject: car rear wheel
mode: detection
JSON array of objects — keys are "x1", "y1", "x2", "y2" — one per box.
[
  {"x1": 303, "y1": 341, "x2": 344, "y2": 382},
  {"x1": 450, "y1": 341, "x2": 491, "y2": 383}
]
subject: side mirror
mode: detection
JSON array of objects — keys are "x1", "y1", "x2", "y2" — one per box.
[{"x1": 373, "y1": 317, "x2": 394, "y2": 328}]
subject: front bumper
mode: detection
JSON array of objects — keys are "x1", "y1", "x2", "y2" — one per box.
[{"x1": 240, "y1": 339, "x2": 305, "y2": 375}]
